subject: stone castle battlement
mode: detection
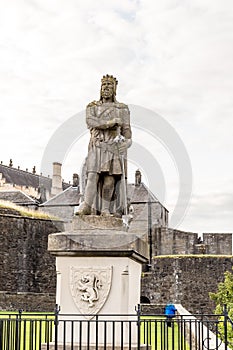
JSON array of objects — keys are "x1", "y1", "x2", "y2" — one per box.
[{"x1": 153, "y1": 227, "x2": 232, "y2": 256}]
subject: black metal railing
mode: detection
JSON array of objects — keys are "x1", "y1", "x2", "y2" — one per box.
[
  {"x1": 0, "y1": 305, "x2": 232, "y2": 350},
  {"x1": 0, "y1": 310, "x2": 54, "y2": 350}
]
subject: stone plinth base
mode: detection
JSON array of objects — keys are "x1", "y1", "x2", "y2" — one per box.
[
  {"x1": 48, "y1": 215, "x2": 149, "y2": 261},
  {"x1": 48, "y1": 215, "x2": 148, "y2": 345},
  {"x1": 48, "y1": 231, "x2": 148, "y2": 260},
  {"x1": 72, "y1": 215, "x2": 124, "y2": 231}
]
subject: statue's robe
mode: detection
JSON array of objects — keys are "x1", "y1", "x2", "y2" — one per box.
[
  {"x1": 85, "y1": 100, "x2": 132, "y2": 214},
  {"x1": 86, "y1": 101, "x2": 131, "y2": 175}
]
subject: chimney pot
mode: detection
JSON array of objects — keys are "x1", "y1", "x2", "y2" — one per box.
[
  {"x1": 135, "y1": 169, "x2": 142, "y2": 186},
  {"x1": 73, "y1": 173, "x2": 79, "y2": 187}
]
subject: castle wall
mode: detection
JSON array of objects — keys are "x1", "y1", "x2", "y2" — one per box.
[
  {"x1": 154, "y1": 227, "x2": 198, "y2": 256},
  {"x1": 0, "y1": 292, "x2": 55, "y2": 312},
  {"x1": 0, "y1": 209, "x2": 63, "y2": 311},
  {"x1": 141, "y1": 256, "x2": 233, "y2": 314},
  {"x1": 0, "y1": 206, "x2": 232, "y2": 314},
  {"x1": 153, "y1": 227, "x2": 232, "y2": 256},
  {"x1": 203, "y1": 233, "x2": 232, "y2": 255}
]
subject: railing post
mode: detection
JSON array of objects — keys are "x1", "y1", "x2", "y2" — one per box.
[
  {"x1": 95, "y1": 314, "x2": 99, "y2": 350},
  {"x1": 54, "y1": 304, "x2": 60, "y2": 350},
  {"x1": 223, "y1": 304, "x2": 228, "y2": 350},
  {"x1": 15, "y1": 309, "x2": 22, "y2": 350},
  {"x1": 0, "y1": 317, "x2": 3, "y2": 350},
  {"x1": 136, "y1": 304, "x2": 141, "y2": 350}
]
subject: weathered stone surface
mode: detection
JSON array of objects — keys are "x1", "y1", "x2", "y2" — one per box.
[
  {"x1": 203, "y1": 233, "x2": 232, "y2": 255},
  {"x1": 141, "y1": 303, "x2": 165, "y2": 315},
  {"x1": 77, "y1": 75, "x2": 132, "y2": 217},
  {"x1": 72, "y1": 215, "x2": 124, "y2": 231},
  {"x1": 141, "y1": 256, "x2": 233, "y2": 314},
  {"x1": 0, "y1": 213, "x2": 64, "y2": 311},
  {"x1": 0, "y1": 291, "x2": 55, "y2": 312},
  {"x1": 153, "y1": 227, "x2": 198, "y2": 255},
  {"x1": 153, "y1": 227, "x2": 232, "y2": 256},
  {"x1": 1, "y1": 209, "x2": 232, "y2": 314},
  {"x1": 49, "y1": 215, "x2": 149, "y2": 262},
  {"x1": 50, "y1": 215, "x2": 148, "y2": 323},
  {"x1": 48, "y1": 231, "x2": 149, "y2": 262}
]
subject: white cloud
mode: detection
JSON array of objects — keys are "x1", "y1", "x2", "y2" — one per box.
[
  {"x1": 180, "y1": 191, "x2": 233, "y2": 233},
  {"x1": 0, "y1": 0, "x2": 232, "y2": 232}
]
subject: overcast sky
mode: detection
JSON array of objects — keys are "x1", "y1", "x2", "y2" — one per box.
[{"x1": 0, "y1": 0, "x2": 233, "y2": 234}]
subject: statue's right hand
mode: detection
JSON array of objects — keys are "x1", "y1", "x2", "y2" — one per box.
[
  {"x1": 114, "y1": 117, "x2": 122, "y2": 126},
  {"x1": 107, "y1": 118, "x2": 122, "y2": 128},
  {"x1": 106, "y1": 120, "x2": 114, "y2": 128}
]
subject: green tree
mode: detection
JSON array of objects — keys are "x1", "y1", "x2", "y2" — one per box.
[{"x1": 209, "y1": 268, "x2": 233, "y2": 349}]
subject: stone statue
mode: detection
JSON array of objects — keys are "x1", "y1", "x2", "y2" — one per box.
[{"x1": 77, "y1": 74, "x2": 132, "y2": 217}]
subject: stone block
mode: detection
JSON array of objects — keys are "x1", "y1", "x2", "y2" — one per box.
[
  {"x1": 49, "y1": 215, "x2": 149, "y2": 261},
  {"x1": 72, "y1": 215, "x2": 124, "y2": 230}
]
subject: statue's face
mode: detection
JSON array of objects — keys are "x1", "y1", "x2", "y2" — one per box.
[{"x1": 101, "y1": 80, "x2": 114, "y2": 100}]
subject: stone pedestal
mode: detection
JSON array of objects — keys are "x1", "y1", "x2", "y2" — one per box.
[{"x1": 47, "y1": 215, "x2": 148, "y2": 347}]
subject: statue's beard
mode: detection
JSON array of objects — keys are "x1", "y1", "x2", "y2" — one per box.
[{"x1": 101, "y1": 89, "x2": 114, "y2": 99}]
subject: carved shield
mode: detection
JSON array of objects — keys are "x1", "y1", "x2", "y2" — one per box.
[{"x1": 70, "y1": 266, "x2": 112, "y2": 318}]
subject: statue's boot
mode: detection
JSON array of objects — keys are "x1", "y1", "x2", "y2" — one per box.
[
  {"x1": 101, "y1": 208, "x2": 112, "y2": 217},
  {"x1": 75, "y1": 201, "x2": 92, "y2": 215}
]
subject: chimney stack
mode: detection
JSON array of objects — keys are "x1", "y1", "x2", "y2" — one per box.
[
  {"x1": 135, "y1": 169, "x2": 142, "y2": 186},
  {"x1": 73, "y1": 173, "x2": 79, "y2": 187},
  {"x1": 51, "y1": 162, "x2": 62, "y2": 196}
]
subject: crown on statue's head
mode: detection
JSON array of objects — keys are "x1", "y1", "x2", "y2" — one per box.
[{"x1": 101, "y1": 74, "x2": 118, "y2": 91}]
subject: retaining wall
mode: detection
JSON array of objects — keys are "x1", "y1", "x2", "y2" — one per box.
[
  {"x1": 141, "y1": 255, "x2": 233, "y2": 314},
  {"x1": 0, "y1": 208, "x2": 63, "y2": 311}
]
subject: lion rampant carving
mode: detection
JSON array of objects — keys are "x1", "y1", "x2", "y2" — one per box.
[
  {"x1": 70, "y1": 266, "x2": 112, "y2": 318},
  {"x1": 78, "y1": 274, "x2": 102, "y2": 307}
]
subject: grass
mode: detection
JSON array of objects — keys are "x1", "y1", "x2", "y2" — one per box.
[
  {"x1": 141, "y1": 316, "x2": 189, "y2": 350},
  {"x1": 0, "y1": 200, "x2": 59, "y2": 220},
  {"x1": 0, "y1": 311, "x2": 54, "y2": 350},
  {"x1": 0, "y1": 312, "x2": 189, "y2": 350}
]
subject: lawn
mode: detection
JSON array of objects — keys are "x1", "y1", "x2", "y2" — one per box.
[
  {"x1": 0, "y1": 312, "x2": 54, "y2": 350},
  {"x1": 141, "y1": 316, "x2": 189, "y2": 350},
  {"x1": 0, "y1": 312, "x2": 189, "y2": 350}
]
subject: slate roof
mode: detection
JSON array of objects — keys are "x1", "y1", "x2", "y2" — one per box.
[
  {"x1": 128, "y1": 182, "x2": 167, "y2": 210},
  {"x1": 0, "y1": 190, "x2": 37, "y2": 205},
  {"x1": 0, "y1": 164, "x2": 167, "y2": 210},
  {"x1": 0, "y1": 164, "x2": 70, "y2": 192},
  {"x1": 41, "y1": 186, "x2": 81, "y2": 206},
  {"x1": 41, "y1": 182, "x2": 167, "y2": 211}
]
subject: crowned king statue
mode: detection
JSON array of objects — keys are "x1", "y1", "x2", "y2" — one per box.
[{"x1": 77, "y1": 74, "x2": 132, "y2": 217}]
